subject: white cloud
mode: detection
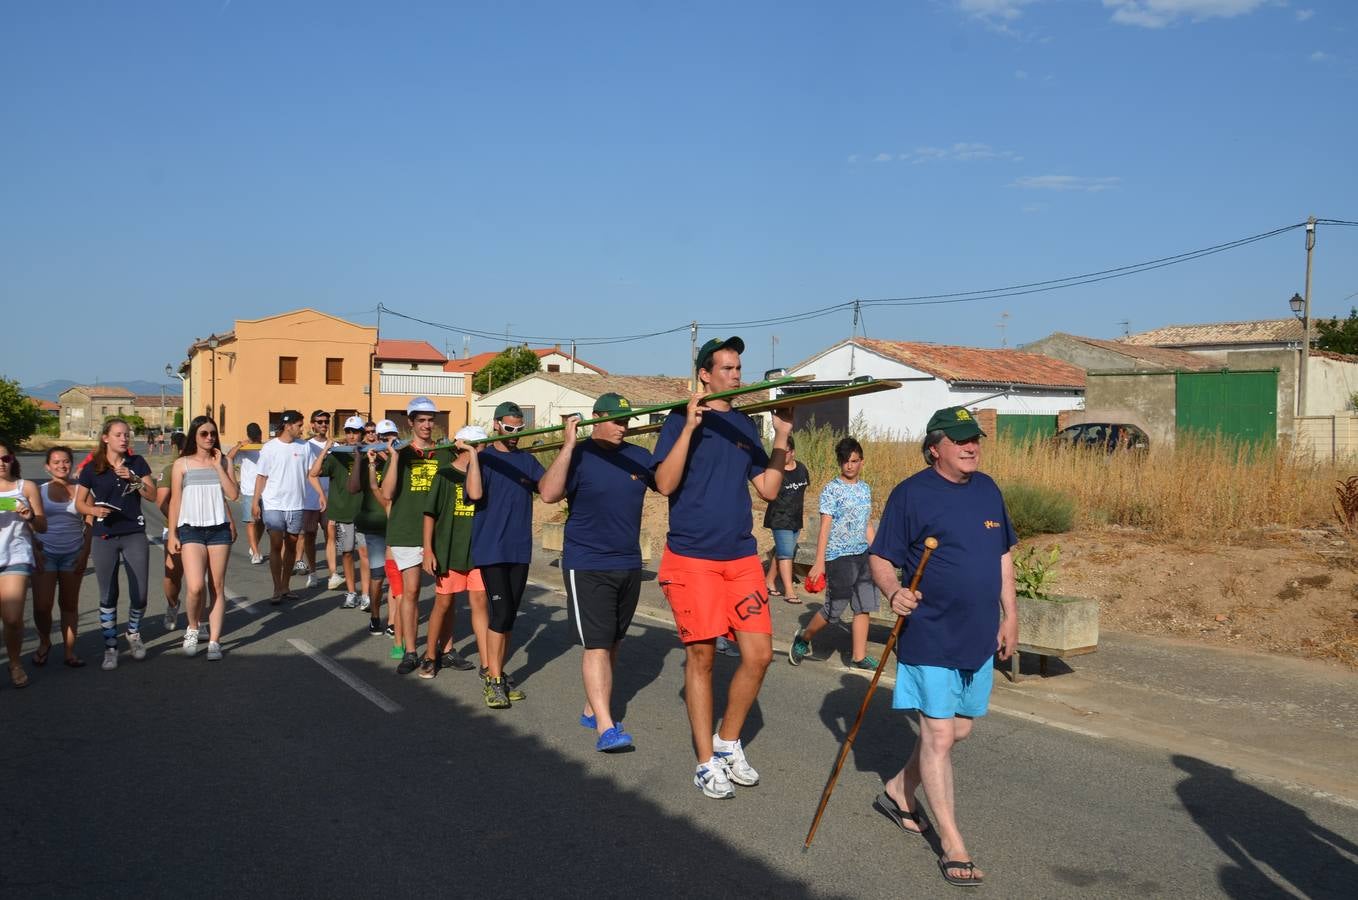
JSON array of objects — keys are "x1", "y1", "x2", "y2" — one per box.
[
  {"x1": 956, "y1": 0, "x2": 1042, "y2": 22},
  {"x1": 873, "y1": 152, "x2": 894, "y2": 163},
  {"x1": 1102, "y1": 0, "x2": 1267, "y2": 29},
  {"x1": 1296, "y1": 9, "x2": 1314, "y2": 22},
  {"x1": 847, "y1": 154, "x2": 860, "y2": 164},
  {"x1": 1015, "y1": 69, "x2": 1030, "y2": 79},
  {"x1": 1309, "y1": 50, "x2": 1331, "y2": 62},
  {"x1": 900, "y1": 142, "x2": 1022, "y2": 164},
  {"x1": 1012, "y1": 175, "x2": 1122, "y2": 192}
]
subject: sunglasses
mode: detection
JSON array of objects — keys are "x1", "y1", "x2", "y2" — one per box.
[
  {"x1": 0, "y1": 454, "x2": 13, "y2": 463},
  {"x1": 313, "y1": 420, "x2": 330, "y2": 426},
  {"x1": 197, "y1": 431, "x2": 218, "y2": 439},
  {"x1": 499, "y1": 423, "x2": 527, "y2": 434}
]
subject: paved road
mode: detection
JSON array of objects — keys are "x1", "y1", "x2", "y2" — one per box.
[{"x1": 4, "y1": 517, "x2": 1356, "y2": 898}]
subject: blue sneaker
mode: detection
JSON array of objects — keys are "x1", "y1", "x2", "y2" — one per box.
[
  {"x1": 595, "y1": 725, "x2": 633, "y2": 753},
  {"x1": 580, "y1": 713, "x2": 597, "y2": 729},
  {"x1": 789, "y1": 628, "x2": 810, "y2": 666}
]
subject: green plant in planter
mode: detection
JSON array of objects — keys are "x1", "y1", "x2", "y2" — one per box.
[{"x1": 1014, "y1": 544, "x2": 1060, "y2": 600}]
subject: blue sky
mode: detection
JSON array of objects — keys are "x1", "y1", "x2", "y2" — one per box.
[{"x1": 4, "y1": 0, "x2": 1356, "y2": 385}]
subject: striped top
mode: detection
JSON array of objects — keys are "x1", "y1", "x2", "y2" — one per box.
[{"x1": 177, "y1": 464, "x2": 228, "y2": 527}]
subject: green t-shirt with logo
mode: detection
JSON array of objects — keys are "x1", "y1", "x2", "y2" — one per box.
[
  {"x1": 353, "y1": 458, "x2": 388, "y2": 536},
  {"x1": 385, "y1": 444, "x2": 454, "y2": 547},
  {"x1": 424, "y1": 464, "x2": 480, "y2": 574},
  {"x1": 318, "y1": 453, "x2": 362, "y2": 524}
]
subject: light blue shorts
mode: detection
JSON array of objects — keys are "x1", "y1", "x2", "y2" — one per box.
[
  {"x1": 771, "y1": 529, "x2": 799, "y2": 560},
  {"x1": 892, "y1": 661, "x2": 993, "y2": 719},
  {"x1": 263, "y1": 508, "x2": 304, "y2": 535}
]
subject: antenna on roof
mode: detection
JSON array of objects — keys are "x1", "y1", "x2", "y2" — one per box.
[
  {"x1": 462, "y1": 335, "x2": 470, "y2": 359},
  {"x1": 1118, "y1": 319, "x2": 1130, "y2": 337},
  {"x1": 997, "y1": 311, "x2": 1009, "y2": 348}
]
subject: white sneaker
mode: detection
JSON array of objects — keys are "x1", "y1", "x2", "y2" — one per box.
[
  {"x1": 206, "y1": 641, "x2": 223, "y2": 661},
  {"x1": 305, "y1": 574, "x2": 319, "y2": 589},
  {"x1": 357, "y1": 595, "x2": 371, "y2": 612},
  {"x1": 694, "y1": 757, "x2": 735, "y2": 799},
  {"x1": 713, "y1": 734, "x2": 759, "y2": 786},
  {"x1": 127, "y1": 631, "x2": 147, "y2": 661},
  {"x1": 163, "y1": 604, "x2": 179, "y2": 631},
  {"x1": 102, "y1": 648, "x2": 118, "y2": 670},
  {"x1": 341, "y1": 592, "x2": 357, "y2": 609},
  {"x1": 327, "y1": 573, "x2": 345, "y2": 590},
  {"x1": 183, "y1": 628, "x2": 200, "y2": 657},
  {"x1": 293, "y1": 560, "x2": 309, "y2": 575},
  {"x1": 250, "y1": 552, "x2": 264, "y2": 565}
]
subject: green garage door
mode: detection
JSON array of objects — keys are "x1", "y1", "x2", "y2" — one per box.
[
  {"x1": 1175, "y1": 370, "x2": 1277, "y2": 446},
  {"x1": 997, "y1": 414, "x2": 1058, "y2": 442}
]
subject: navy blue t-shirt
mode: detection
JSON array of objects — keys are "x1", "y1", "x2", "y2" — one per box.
[
  {"x1": 870, "y1": 467, "x2": 1017, "y2": 670},
  {"x1": 77, "y1": 455, "x2": 152, "y2": 538},
  {"x1": 651, "y1": 408, "x2": 769, "y2": 561},
  {"x1": 471, "y1": 445, "x2": 546, "y2": 567},
  {"x1": 563, "y1": 440, "x2": 654, "y2": 571}
]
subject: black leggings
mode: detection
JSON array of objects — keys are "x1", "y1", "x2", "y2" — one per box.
[{"x1": 482, "y1": 563, "x2": 529, "y2": 634}]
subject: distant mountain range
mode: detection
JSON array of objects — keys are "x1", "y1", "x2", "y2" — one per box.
[{"x1": 24, "y1": 379, "x2": 181, "y2": 402}]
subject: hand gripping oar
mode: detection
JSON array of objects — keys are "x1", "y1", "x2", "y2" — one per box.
[{"x1": 804, "y1": 536, "x2": 939, "y2": 850}]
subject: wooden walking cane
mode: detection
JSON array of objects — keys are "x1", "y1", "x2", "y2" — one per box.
[{"x1": 803, "y1": 536, "x2": 939, "y2": 850}]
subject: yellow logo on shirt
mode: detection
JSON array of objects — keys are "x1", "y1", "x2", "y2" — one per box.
[
  {"x1": 984, "y1": 520, "x2": 1001, "y2": 529},
  {"x1": 409, "y1": 459, "x2": 438, "y2": 493},
  {"x1": 453, "y1": 483, "x2": 475, "y2": 517}
]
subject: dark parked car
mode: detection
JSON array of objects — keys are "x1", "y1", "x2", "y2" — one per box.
[{"x1": 1053, "y1": 423, "x2": 1149, "y2": 453}]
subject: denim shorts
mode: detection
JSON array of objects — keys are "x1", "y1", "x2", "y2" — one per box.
[
  {"x1": 771, "y1": 528, "x2": 799, "y2": 560},
  {"x1": 42, "y1": 549, "x2": 81, "y2": 573},
  {"x1": 0, "y1": 562, "x2": 33, "y2": 577},
  {"x1": 363, "y1": 533, "x2": 387, "y2": 574},
  {"x1": 263, "y1": 508, "x2": 304, "y2": 535},
  {"x1": 893, "y1": 661, "x2": 993, "y2": 719},
  {"x1": 178, "y1": 522, "x2": 233, "y2": 546},
  {"x1": 238, "y1": 494, "x2": 255, "y2": 524}
]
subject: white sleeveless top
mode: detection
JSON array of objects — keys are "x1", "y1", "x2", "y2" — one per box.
[
  {"x1": 0, "y1": 480, "x2": 34, "y2": 567},
  {"x1": 40, "y1": 481, "x2": 85, "y2": 555},
  {"x1": 177, "y1": 463, "x2": 229, "y2": 527}
]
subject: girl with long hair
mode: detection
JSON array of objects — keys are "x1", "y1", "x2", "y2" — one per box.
[
  {"x1": 75, "y1": 418, "x2": 157, "y2": 670},
  {"x1": 167, "y1": 416, "x2": 238, "y2": 660},
  {"x1": 32, "y1": 446, "x2": 90, "y2": 667},
  {"x1": 1, "y1": 442, "x2": 47, "y2": 687}
]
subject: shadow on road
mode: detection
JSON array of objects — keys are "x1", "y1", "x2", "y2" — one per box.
[
  {"x1": 815, "y1": 672, "x2": 916, "y2": 784},
  {"x1": 1172, "y1": 754, "x2": 1357, "y2": 899}
]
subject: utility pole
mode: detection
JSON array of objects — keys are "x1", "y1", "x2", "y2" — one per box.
[
  {"x1": 771, "y1": 335, "x2": 778, "y2": 370},
  {"x1": 849, "y1": 301, "x2": 860, "y2": 377},
  {"x1": 689, "y1": 321, "x2": 698, "y2": 389},
  {"x1": 505, "y1": 323, "x2": 514, "y2": 349},
  {"x1": 1299, "y1": 216, "x2": 1316, "y2": 416},
  {"x1": 570, "y1": 339, "x2": 577, "y2": 373}
]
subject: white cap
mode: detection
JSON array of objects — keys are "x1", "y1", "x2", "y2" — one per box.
[
  {"x1": 455, "y1": 425, "x2": 488, "y2": 442},
  {"x1": 376, "y1": 419, "x2": 399, "y2": 435},
  {"x1": 343, "y1": 415, "x2": 366, "y2": 431},
  {"x1": 406, "y1": 396, "x2": 437, "y2": 415}
]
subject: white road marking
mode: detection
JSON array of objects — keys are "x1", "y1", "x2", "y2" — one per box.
[
  {"x1": 287, "y1": 638, "x2": 402, "y2": 713},
  {"x1": 227, "y1": 591, "x2": 263, "y2": 615}
]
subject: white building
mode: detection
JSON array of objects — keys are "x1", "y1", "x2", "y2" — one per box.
[
  {"x1": 473, "y1": 373, "x2": 692, "y2": 431},
  {"x1": 786, "y1": 339, "x2": 1086, "y2": 438}
]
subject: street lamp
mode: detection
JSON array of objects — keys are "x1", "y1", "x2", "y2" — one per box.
[
  {"x1": 206, "y1": 335, "x2": 220, "y2": 422},
  {"x1": 1290, "y1": 293, "x2": 1304, "y2": 317}
]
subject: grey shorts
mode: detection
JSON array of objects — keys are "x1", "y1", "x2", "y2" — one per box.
[
  {"x1": 819, "y1": 551, "x2": 878, "y2": 620},
  {"x1": 333, "y1": 522, "x2": 356, "y2": 553},
  {"x1": 263, "y1": 508, "x2": 304, "y2": 535},
  {"x1": 239, "y1": 494, "x2": 255, "y2": 524}
]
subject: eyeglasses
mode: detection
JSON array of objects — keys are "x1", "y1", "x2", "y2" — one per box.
[{"x1": 499, "y1": 423, "x2": 526, "y2": 434}]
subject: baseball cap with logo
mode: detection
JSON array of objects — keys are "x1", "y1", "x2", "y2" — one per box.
[
  {"x1": 925, "y1": 406, "x2": 985, "y2": 440},
  {"x1": 406, "y1": 396, "x2": 437, "y2": 416},
  {"x1": 375, "y1": 419, "x2": 400, "y2": 436},
  {"x1": 342, "y1": 415, "x2": 366, "y2": 431},
  {"x1": 695, "y1": 336, "x2": 745, "y2": 373},
  {"x1": 494, "y1": 401, "x2": 524, "y2": 420},
  {"x1": 592, "y1": 393, "x2": 632, "y2": 416},
  {"x1": 279, "y1": 410, "x2": 304, "y2": 425}
]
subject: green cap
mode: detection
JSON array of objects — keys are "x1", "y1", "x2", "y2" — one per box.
[
  {"x1": 494, "y1": 401, "x2": 524, "y2": 420},
  {"x1": 593, "y1": 392, "x2": 632, "y2": 416},
  {"x1": 925, "y1": 406, "x2": 984, "y2": 440},
  {"x1": 695, "y1": 336, "x2": 745, "y2": 373}
]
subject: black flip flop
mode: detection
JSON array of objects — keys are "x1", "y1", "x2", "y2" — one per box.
[
  {"x1": 938, "y1": 857, "x2": 983, "y2": 887},
  {"x1": 32, "y1": 645, "x2": 51, "y2": 667},
  {"x1": 64, "y1": 657, "x2": 87, "y2": 668},
  {"x1": 874, "y1": 791, "x2": 930, "y2": 836}
]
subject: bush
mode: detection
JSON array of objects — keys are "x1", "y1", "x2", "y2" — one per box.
[{"x1": 1001, "y1": 482, "x2": 1076, "y2": 538}]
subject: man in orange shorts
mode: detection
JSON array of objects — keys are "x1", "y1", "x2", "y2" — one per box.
[{"x1": 652, "y1": 336, "x2": 793, "y2": 799}]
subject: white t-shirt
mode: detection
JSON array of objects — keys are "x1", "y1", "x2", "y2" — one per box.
[
  {"x1": 304, "y1": 438, "x2": 326, "y2": 510},
  {"x1": 257, "y1": 438, "x2": 310, "y2": 511},
  {"x1": 237, "y1": 449, "x2": 260, "y2": 497}
]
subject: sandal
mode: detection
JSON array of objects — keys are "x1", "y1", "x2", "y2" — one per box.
[
  {"x1": 32, "y1": 644, "x2": 51, "y2": 667},
  {"x1": 875, "y1": 791, "x2": 929, "y2": 835},
  {"x1": 767, "y1": 587, "x2": 784, "y2": 598},
  {"x1": 10, "y1": 665, "x2": 30, "y2": 689},
  {"x1": 64, "y1": 657, "x2": 87, "y2": 668},
  {"x1": 783, "y1": 594, "x2": 802, "y2": 604},
  {"x1": 937, "y1": 857, "x2": 983, "y2": 887}
]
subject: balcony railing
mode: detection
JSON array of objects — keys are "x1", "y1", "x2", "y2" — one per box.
[{"x1": 378, "y1": 371, "x2": 466, "y2": 397}]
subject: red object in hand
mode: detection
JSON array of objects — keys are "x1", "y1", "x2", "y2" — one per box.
[{"x1": 804, "y1": 572, "x2": 826, "y2": 594}]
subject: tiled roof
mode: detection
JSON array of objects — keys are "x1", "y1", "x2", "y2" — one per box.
[
  {"x1": 376, "y1": 339, "x2": 446, "y2": 363},
  {"x1": 65, "y1": 385, "x2": 135, "y2": 399},
  {"x1": 445, "y1": 346, "x2": 607, "y2": 375},
  {"x1": 1047, "y1": 333, "x2": 1217, "y2": 371},
  {"x1": 494, "y1": 373, "x2": 693, "y2": 406},
  {"x1": 856, "y1": 339, "x2": 1086, "y2": 389},
  {"x1": 28, "y1": 398, "x2": 59, "y2": 412},
  {"x1": 133, "y1": 395, "x2": 172, "y2": 407},
  {"x1": 1122, "y1": 319, "x2": 1302, "y2": 347}
]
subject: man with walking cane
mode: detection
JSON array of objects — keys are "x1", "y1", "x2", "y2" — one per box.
[{"x1": 867, "y1": 405, "x2": 1018, "y2": 888}]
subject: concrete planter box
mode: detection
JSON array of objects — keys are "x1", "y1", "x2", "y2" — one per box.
[{"x1": 1009, "y1": 594, "x2": 1099, "y2": 680}]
